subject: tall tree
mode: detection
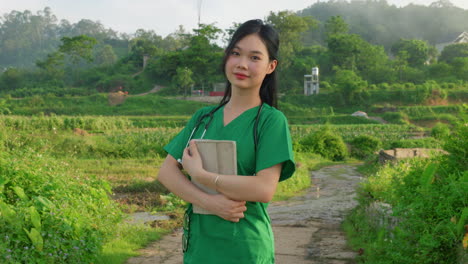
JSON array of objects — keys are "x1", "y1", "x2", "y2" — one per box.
[
  {"x1": 266, "y1": 11, "x2": 317, "y2": 68},
  {"x1": 324, "y1": 15, "x2": 348, "y2": 40},
  {"x1": 59, "y1": 35, "x2": 97, "y2": 64},
  {"x1": 173, "y1": 67, "x2": 195, "y2": 96},
  {"x1": 439, "y1": 43, "x2": 468, "y2": 63},
  {"x1": 266, "y1": 11, "x2": 318, "y2": 91},
  {"x1": 391, "y1": 39, "x2": 434, "y2": 67},
  {"x1": 94, "y1": 44, "x2": 117, "y2": 66}
]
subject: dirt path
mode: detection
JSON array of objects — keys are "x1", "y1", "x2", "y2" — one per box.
[{"x1": 126, "y1": 164, "x2": 362, "y2": 264}]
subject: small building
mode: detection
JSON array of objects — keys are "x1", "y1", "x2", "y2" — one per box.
[
  {"x1": 304, "y1": 67, "x2": 319, "y2": 95},
  {"x1": 436, "y1": 31, "x2": 468, "y2": 52},
  {"x1": 210, "y1": 82, "x2": 225, "y2": 96}
]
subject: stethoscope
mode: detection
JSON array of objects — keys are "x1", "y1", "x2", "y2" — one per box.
[{"x1": 177, "y1": 102, "x2": 264, "y2": 164}]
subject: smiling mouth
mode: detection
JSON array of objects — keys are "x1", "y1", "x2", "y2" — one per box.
[{"x1": 234, "y1": 73, "x2": 248, "y2": 80}]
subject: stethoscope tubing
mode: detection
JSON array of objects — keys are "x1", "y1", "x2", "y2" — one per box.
[{"x1": 177, "y1": 102, "x2": 263, "y2": 164}]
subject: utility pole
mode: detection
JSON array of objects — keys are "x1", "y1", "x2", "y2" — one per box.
[{"x1": 197, "y1": 0, "x2": 203, "y2": 26}]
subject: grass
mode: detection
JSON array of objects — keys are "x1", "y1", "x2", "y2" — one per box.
[
  {"x1": 2, "y1": 94, "x2": 465, "y2": 262},
  {"x1": 96, "y1": 218, "x2": 180, "y2": 264}
]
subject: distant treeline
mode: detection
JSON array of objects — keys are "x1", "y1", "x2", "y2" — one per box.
[
  {"x1": 299, "y1": 0, "x2": 468, "y2": 49},
  {"x1": 0, "y1": 1, "x2": 467, "y2": 100}
]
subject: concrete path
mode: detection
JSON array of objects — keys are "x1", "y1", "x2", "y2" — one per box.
[{"x1": 126, "y1": 164, "x2": 362, "y2": 264}]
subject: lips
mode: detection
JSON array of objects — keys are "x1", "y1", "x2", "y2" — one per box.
[{"x1": 234, "y1": 73, "x2": 248, "y2": 80}]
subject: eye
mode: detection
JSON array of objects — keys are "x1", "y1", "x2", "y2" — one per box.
[
  {"x1": 251, "y1": 56, "x2": 261, "y2": 61},
  {"x1": 230, "y1": 51, "x2": 240, "y2": 56}
]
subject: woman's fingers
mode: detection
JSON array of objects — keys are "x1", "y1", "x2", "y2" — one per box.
[{"x1": 188, "y1": 140, "x2": 199, "y2": 157}]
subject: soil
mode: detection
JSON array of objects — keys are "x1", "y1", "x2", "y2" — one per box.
[{"x1": 126, "y1": 164, "x2": 363, "y2": 264}]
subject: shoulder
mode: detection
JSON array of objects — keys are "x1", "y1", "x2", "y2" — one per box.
[{"x1": 259, "y1": 104, "x2": 288, "y2": 124}]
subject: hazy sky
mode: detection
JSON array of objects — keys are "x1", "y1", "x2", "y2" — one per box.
[{"x1": 1, "y1": 0, "x2": 467, "y2": 37}]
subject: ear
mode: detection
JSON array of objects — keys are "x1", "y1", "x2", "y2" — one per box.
[{"x1": 266, "y1": 59, "x2": 278, "y2": 74}]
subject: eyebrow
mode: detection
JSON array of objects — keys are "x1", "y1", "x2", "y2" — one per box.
[{"x1": 233, "y1": 45, "x2": 265, "y2": 55}]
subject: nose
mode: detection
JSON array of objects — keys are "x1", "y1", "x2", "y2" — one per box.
[{"x1": 236, "y1": 56, "x2": 248, "y2": 69}]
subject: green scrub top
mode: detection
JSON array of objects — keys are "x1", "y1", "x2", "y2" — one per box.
[{"x1": 164, "y1": 103, "x2": 295, "y2": 264}]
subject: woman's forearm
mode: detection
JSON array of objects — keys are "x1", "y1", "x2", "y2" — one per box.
[
  {"x1": 194, "y1": 164, "x2": 282, "y2": 203},
  {"x1": 158, "y1": 155, "x2": 248, "y2": 222},
  {"x1": 157, "y1": 156, "x2": 213, "y2": 209},
  {"x1": 181, "y1": 141, "x2": 282, "y2": 203}
]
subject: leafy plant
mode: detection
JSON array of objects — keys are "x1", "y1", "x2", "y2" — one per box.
[
  {"x1": 300, "y1": 126, "x2": 348, "y2": 161},
  {"x1": 350, "y1": 135, "x2": 382, "y2": 159},
  {"x1": 0, "y1": 149, "x2": 122, "y2": 263},
  {"x1": 431, "y1": 122, "x2": 451, "y2": 139}
]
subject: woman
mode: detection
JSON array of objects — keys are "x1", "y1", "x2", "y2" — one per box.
[{"x1": 158, "y1": 19, "x2": 295, "y2": 263}]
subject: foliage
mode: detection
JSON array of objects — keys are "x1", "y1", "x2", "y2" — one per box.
[
  {"x1": 382, "y1": 111, "x2": 409, "y2": 124},
  {"x1": 4, "y1": 94, "x2": 211, "y2": 116},
  {"x1": 431, "y1": 122, "x2": 451, "y2": 139},
  {"x1": 332, "y1": 68, "x2": 368, "y2": 105},
  {"x1": 345, "y1": 124, "x2": 468, "y2": 263},
  {"x1": 0, "y1": 149, "x2": 122, "y2": 263},
  {"x1": 266, "y1": 11, "x2": 318, "y2": 92},
  {"x1": 173, "y1": 67, "x2": 195, "y2": 96},
  {"x1": 299, "y1": 1, "x2": 468, "y2": 50},
  {"x1": 59, "y1": 35, "x2": 98, "y2": 64},
  {"x1": 299, "y1": 126, "x2": 347, "y2": 161},
  {"x1": 391, "y1": 39, "x2": 435, "y2": 68},
  {"x1": 443, "y1": 122, "x2": 468, "y2": 171},
  {"x1": 451, "y1": 57, "x2": 468, "y2": 81},
  {"x1": 388, "y1": 137, "x2": 442, "y2": 149},
  {"x1": 350, "y1": 135, "x2": 382, "y2": 159},
  {"x1": 439, "y1": 43, "x2": 468, "y2": 64},
  {"x1": 324, "y1": 15, "x2": 348, "y2": 39}
]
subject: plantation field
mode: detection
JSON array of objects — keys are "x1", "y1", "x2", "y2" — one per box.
[{"x1": 0, "y1": 94, "x2": 466, "y2": 263}]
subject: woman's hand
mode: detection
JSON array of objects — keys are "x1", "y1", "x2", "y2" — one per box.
[
  {"x1": 181, "y1": 140, "x2": 205, "y2": 180},
  {"x1": 206, "y1": 194, "x2": 247, "y2": 222}
]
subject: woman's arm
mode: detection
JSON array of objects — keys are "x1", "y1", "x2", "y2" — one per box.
[
  {"x1": 182, "y1": 140, "x2": 282, "y2": 203},
  {"x1": 157, "y1": 154, "x2": 247, "y2": 222}
]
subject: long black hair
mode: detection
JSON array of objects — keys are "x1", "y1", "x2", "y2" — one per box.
[{"x1": 220, "y1": 19, "x2": 280, "y2": 108}]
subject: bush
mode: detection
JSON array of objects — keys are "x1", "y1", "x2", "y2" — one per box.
[
  {"x1": 431, "y1": 122, "x2": 451, "y2": 139},
  {"x1": 345, "y1": 124, "x2": 468, "y2": 263},
  {"x1": 0, "y1": 150, "x2": 122, "y2": 263},
  {"x1": 382, "y1": 111, "x2": 409, "y2": 124},
  {"x1": 389, "y1": 137, "x2": 442, "y2": 149},
  {"x1": 350, "y1": 135, "x2": 382, "y2": 159},
  {"x1": 443, "y1": 122, "x2": 468, "y2": 171},
  {"x1": 300, "y1": 127, "x2": 348, "y2": 161}
]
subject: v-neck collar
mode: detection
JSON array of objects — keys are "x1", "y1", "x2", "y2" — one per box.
[{"x1": 220, "y1": 104, "x2": 262, "y2": 128}]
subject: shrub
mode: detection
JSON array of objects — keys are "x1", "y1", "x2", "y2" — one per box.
[
  {"x1": 443, "y1": 122, "x2": 468, "y2": 171},
  {"x1": 300, "y1": 127, "x2": 348, "y2": 161},
  {"x1": 389, "y1": 137, "x2": 442, "y2": 149},
  {"x1": 0, "y1": 150, "x2": 122, "y2": 263},
  {"x1": 382, "y1": 111, "x2": 409, "y2": 124},
  {"x1": 431, "y1": 122, "x2": 451, "y2": 139},
  {"x1": 350, "y1": 135, "x2": 382, "y2": 159},
  {"x1": 346, "y1": 123, "x2": 467, "y2": 263}
]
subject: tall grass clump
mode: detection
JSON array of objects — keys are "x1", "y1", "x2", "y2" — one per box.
[
  {"x1": 350, "y1": 135, "x2": 382, "y2": 159},
  {"x1": 344, "y1": 123, "x2": 468, "y2": 264},
  {"x1": 0, "y1": 149, "x2": 122, "y2": 263},
  {"x1": 299, "y1": 126, "x2": 348, "y2": 161},
  {"x1": 431, "y1": 122, "x2": 451, "y2": 140}
]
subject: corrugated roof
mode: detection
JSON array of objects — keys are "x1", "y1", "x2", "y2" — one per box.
[{"x1": 453, "y1": 31, "x2": 468, "y2": 43}]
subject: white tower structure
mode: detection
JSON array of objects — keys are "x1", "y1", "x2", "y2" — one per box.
[{"x1": 304, "y1": 67, "x2": 319, "y2": 95}]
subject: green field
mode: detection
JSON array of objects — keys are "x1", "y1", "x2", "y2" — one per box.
[{"x1": 0, "y1": 92, "x2": 466, "y2": 263}]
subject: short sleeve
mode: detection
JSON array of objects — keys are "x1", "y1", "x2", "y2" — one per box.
[
  {"x1": 255, "y1": 108, "x2": 295, "y2": 182},
  {"x1": 164, "y1": 107, "x2": 212, "y2": 161}
]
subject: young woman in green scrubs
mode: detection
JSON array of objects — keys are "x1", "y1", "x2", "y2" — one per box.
[{"x1": 158, "y1": 19, "x2": 295, "y2": 264}]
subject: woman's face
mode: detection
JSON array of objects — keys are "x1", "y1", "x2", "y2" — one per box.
[{"x1": 225, "y1": 33, "x2": 277, "y2": 92}]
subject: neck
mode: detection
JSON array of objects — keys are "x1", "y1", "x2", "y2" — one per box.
[{"x1": 226, "y1": 85, "x2": 261, "y2": 110}]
